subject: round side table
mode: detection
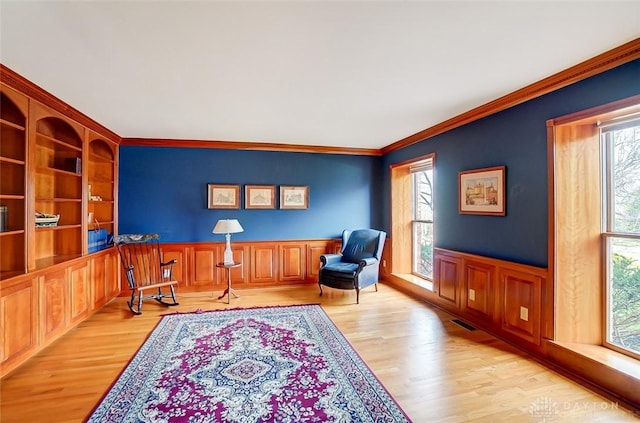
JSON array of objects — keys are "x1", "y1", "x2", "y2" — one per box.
[{"x1": 216, "y1": 262, "x2": 242, "y2": 304}]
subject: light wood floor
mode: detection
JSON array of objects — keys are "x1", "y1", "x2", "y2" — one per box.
[{"x1": 1, "y1": 283, "x2": 638, "y2": 422}]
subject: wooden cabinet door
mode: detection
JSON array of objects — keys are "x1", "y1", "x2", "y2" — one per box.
[
  {"x1": 91, "y1": 254, "x2": 107, "y2": 310},
  {"x1": 39, "y1": 269, "x2": 67, "y2": 345},
  {"x1": 69, "y1": 262, "x2": 90, "y2": 324},
  {"x1": 0, "y1": 276, "x2": 38, "y2": 377}
]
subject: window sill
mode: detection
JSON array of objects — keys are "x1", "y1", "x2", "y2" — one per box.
[
  {"x1": 546, "y1": 340, "x2": 640, "y2": 406},
  {"x1": 389, "y1": 273, "x2": 433, "y2": 291},
  {"x1": 550, "y1": 341, "x2": 640, "y2": 379}
]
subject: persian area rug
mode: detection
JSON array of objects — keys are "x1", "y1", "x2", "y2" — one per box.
[{"x1": 87, "y1": 304, "x2": 411, "y2": 423}]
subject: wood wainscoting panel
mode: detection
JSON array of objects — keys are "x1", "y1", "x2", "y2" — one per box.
[
  {"x1": 501, "y1": 268, "x2": 542, "y2": 346},
  {"x1": 191, "y1": 244, "x2": 220, "y2": 288},
  {"x1": 250, "y1": 244, "x2": 278, "y2": 284},
  {"x1": 39, "y1": 269, "x2": 67, "y2": 345},
  {"x1": 0, "y1": 276, "x2": 38, "y2": 374},
  {"x1": 307, "y1": 240, "x2": 333, "y2": 282},
  {"x1": 464, "y1": 260, "x2": 495, "y2": 321},
  {"x1": 433, "y1": 251, "x2": 461, "y2": 308},
  {"x1": 68, "y1": 261, "x2": 90, "y2": 325},
  {"x1": 280, "y1": 242, "x2": 307, "y2": 282},
  {"x1": 152, "y1": 239, "x2": 346, "y2": 290},
  {"x1": 430, "y1": 248, "x2": 548, "y2": 350}
]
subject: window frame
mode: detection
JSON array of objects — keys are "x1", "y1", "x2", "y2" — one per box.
[
  {"x1": 389, "y1": 153, "x2": 435, "y2": 290},
  {"x1": 548, "y1": 95, "x2": 640, "y2": 357},
  {"x1": 601, "y1": 117, "x2": 640, "y2": 360}
]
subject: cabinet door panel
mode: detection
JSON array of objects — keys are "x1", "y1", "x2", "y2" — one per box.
[
  {"x1": 69, "y1": 262, "x2": 90, "y2": 324},
  {"x1": 40, "y1": 269, "x2": 67, "y2": 343},
  {"x1": 91, "y1": 255, "x2": 107, "y2": 309},
  {"x1": 1, "y1": 278, "x2": 37, "y2": 366},
  {"x1": 106, "y1": 250, "x2": 120, "y2": 298}
]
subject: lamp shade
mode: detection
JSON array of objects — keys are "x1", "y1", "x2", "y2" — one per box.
[{"x1": 212, "y1": 219, "x2": 244, "y2": 234}]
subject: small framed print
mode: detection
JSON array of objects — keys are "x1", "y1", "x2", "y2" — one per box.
[
  {"x1": 458, "y1": 166, "x2": 506, "y2": 216},
  {"x1": 207, "y1": 184, "x2": 240, "y2": 209},
  {"x1": 280, "y1": 185, "x2": 309, "y2": 210},
  {"x1": 245, "y1": 185, "x2": 275, "y2": 209}
]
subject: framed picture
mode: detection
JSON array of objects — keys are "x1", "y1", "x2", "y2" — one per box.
[
  {"x1": 458, "y1": 166, "x2": 506, "y2": 216},
  {"x1": 207, "y1": 184, "x2": 240, "y2": 209},
  {"x1": 280, "y1": 185, "x2": 309, "y2": 210},
  {"x1": 245, "y1": 185, "x2": 275, "y2": 209}
]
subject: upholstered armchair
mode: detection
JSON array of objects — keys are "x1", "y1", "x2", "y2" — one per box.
[{"x1": 319, "y1": 229, "x2": 387, "y2": 304}]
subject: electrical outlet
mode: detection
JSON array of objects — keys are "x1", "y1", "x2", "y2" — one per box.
[
  {"x1": 469, "y1": 289, "x2": 476, "y2": 301},
  {"x1": 382, "y1": 259, "x2": 386, "y2": 267},
  {"x1": 520, "y1": 306, "x2": 529, "y2": 321}
]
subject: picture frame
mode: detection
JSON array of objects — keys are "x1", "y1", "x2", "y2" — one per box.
[
  {"x1": 280, "y1": 185, "x2": 309, "y2": 210},
  {"x1": 458, "y1": 166, "x2": 506, "y2": 216},
  {"x1": 207, "y1": 184, "x2": 240, "y2": 209},
  {"x1": 245, "y1": 185, "x2": 276, "y2": 209}
]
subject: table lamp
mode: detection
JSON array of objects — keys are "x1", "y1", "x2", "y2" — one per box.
[{"x1": 213, "y1": 219, "x2": 244, "y2": 265}]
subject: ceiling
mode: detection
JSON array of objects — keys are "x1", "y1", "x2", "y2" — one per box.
[{"x1": 1, "y1": 1, "x2": 639, "y2": 150}]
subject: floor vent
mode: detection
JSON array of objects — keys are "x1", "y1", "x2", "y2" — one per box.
[{"x1": 451, "y1": 319, "x2": 476, "y2": 331}]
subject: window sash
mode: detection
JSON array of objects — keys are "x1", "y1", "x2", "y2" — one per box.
[{"x1": 601, "y1": 118, "x2": 640, "y2": 360}]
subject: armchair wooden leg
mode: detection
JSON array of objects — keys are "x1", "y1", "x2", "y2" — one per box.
[
  {"x1": 319, "y1": 283, "x2": 324, "y2": 296},
  {"x1": 356, "y1": 289, "x2": 360, "y2": 304}
]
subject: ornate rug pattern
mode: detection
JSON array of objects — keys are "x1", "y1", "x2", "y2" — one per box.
[{"x1": 87, "y1": 304, "x2": 411, "y2": 422}]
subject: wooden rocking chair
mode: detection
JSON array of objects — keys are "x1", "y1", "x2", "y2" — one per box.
[{"x1": 114, "y1": 233, "x2": 179, "y2": 315}]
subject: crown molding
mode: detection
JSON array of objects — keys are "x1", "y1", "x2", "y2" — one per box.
[
  {"x1": 382, "y1": 37, "x2": 640, "y2": 155},
  {"x1": 120, "y1": 138, "x2": 382, "y2": 156},
  {"x1": 0, "y1": 64, "x2": 122, "y2": 143}
]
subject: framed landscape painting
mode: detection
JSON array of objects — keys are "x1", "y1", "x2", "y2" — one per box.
[
  {"x1": 458, "y1": 166, "x2": 506, "y2": 216},
  {"x1": 207, "y1": 184, "x2": 240, "y2": 209}
]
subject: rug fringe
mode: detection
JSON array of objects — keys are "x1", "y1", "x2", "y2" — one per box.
[{"x1": 160, "y1": 303, "x2": 322, "y2": 317}]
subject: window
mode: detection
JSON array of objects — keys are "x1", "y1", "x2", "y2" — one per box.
[
  {"x1": 602, "y1": 118, "x2": 640, "y2": 358},
  {"x1": 411, "y1": 162, "x2": 434, "y2": 279},
  {"x1": 550, "y1": 96, "x2": 640, "y2": 354},
  {"x1": 389, "y1": 154, "x2": 435, "y2": 289}
]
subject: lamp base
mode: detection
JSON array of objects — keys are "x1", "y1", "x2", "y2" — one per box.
[{"x1": 223, "y1": 234, "x2": 234, "y2": 265}]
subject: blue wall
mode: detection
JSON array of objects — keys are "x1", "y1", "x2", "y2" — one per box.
[
  {"x1": 118, "y1": 147, "x2": 382, "y2": 242},
  {"x1": 382, "y1": 59, "x2": 640, "y2": 267}
]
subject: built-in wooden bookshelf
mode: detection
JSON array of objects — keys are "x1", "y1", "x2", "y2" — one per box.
[
  {"x1": 1, "y1": 68, "x2": 122, "y2": 378},
  {"x1": 32, "y1": 110, "x2": 84, "y2": 269},
  {"x1": 0, "y1": 87, "x2": 28, "y2": 279},
  {"x1": 87, "y1": 136, "x2": 116, "y2": 238}
]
